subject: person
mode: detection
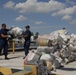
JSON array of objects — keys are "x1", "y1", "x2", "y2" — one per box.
[
  {"x1": 0, "y1": 23, "x2": 12, "y2": 59},
  {"x1": 58, "y1": 28, "x2": 68, "y2": 35},
  {"x1": 23, "y1": 25, "x2": 31, "y2": 59}
]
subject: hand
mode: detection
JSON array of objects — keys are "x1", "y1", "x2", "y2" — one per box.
[
  {"x1": 9, "y1": 27, "x2": 12, "y2": 30},
  {"x1": 12, "y1": 25, "x2": 14, "y2": 28},
  {"x1": 23, "y1": 35, "x2": 28, "y2": 38},
  {"x1": 9, "y1": 26, "x2": 14, "y2": 30}
]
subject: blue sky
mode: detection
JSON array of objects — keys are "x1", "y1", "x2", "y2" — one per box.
[{"x1": 0, "y1": 0, "x2": 76, "y2": 35}]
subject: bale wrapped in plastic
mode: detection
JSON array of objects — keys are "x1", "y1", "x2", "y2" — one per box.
[
  {"x1": 60, "y1": 47, "x2": 76, "y2": 64},
  {"x1": 37, "y1": 46, "x2": 57, "y2": 53},
  {"x1": 36, "y1": 60, "x2": 52, "y2": 75},
  {"x1": 46, "y1": 61, "x2": 53, "y2": 71},
  {"x1": 68, "y1": 44, "x2": 76, "y2": 52},
  {"x1": 26, "y1": 51, "x2": 42, "y2": 65},
  {"x1": 37, "y1": 38, "x2": 52, "y2": 46},
  {"x1": 40, "y1": 53, "x2": 62, "y2": 69},
  {"x1": 10, "y1": 27, "x2": 23, "y2": 37},
  {"x1": 40, "y1": 53, "x2": 54, "y2": 61},
  {"x1": 24, "y1": 50, "x2": 40, "y2": 64},
  {"x1": 50, "y1": 53, "x2": 63, "y2": 69},
  {"x1": 26, "y1": 60, "x2": 38, "y2": 65},
  {"x1": 26, "y1": 59, "x2": 52, "y2": 75},
  {"x1": 60, "y1": 48, "x2": 71, "y2": 58}
]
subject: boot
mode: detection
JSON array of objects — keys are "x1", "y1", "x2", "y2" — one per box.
[{"x1": 5, "y1": 56, "x2": 9, "y2": 60}]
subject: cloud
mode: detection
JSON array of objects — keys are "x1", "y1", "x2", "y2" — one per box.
[
  {"x1": 62, "y1": 15, "x2": 72, "y2": 20},
  {"x1": 66, "y1": 0, "x2": 76, "y2": 5},
  {"x1": 4, "y1": 0, "x2": 65, "y2": 13},
  {"x1": 52, "y1": 5, "x2": 76, "y2": 25},
  {"x1": 31, "y1": 25, "x2": 61, "y2": 29},
  {"x1": 52, "y1": 6, "x2": 76, "y2": 21},
  {"x1": 35, "y1": 21, "x2": 44, "y2": 24},
  {"x1": 52, "y1": 6, "x2": 76, "y2": 16},
  {"x1": 15, "y1": 15, "x2": 28, "y2": 21},
  {"x1": 3, "y1": 1, "x2": 15, "y2": 9},
  {"x1": 70, "y1": 19, "x2": 76, "y2": 24}
]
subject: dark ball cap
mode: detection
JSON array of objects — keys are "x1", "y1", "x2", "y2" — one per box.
[
  {"x1": 2, "y1": 23, "x2": 6, "y2": 27},
  {"x1": 25, "y1": 25, "x2": 30, "y2": 28}
]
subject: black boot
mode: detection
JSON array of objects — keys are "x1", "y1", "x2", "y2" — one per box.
[
  {"x1": 5, "y1": 56, "x2": 9, "y2": 60},
  {"x1": 23, "y1": 56, "x2": 26, "y2": 59}
]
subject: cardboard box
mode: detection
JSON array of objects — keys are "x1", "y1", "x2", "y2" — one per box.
[
  {"x1": 24, "y1": 64, "x2": 38, "y2": 75},
  {"x1": 0, "y1": 67, "x2": 12, "y2": 75},
  {"x1": 9, "y1": 71, "x2": 32, "y2": 75}
]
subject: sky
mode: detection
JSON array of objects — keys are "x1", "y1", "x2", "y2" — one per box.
[{"x1": 0, "y1": 0, "x2": 76, "y2": 35}]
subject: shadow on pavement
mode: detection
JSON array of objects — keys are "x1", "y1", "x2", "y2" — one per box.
[
  {"x1": 9, "y1": 56, "x2": 21, "y2": 59},
  {"x1": 58, "y1": 67, "x2": 76, "y2": 71},
  {"x1": 0, "y1": 56, "x2": 22, "y2": 60}
]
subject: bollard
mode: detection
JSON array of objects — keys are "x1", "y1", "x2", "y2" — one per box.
[{"x1": 12, "y1": 41, "x2": 15, "y2": 54}]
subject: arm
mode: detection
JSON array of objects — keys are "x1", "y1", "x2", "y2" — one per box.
[
  {"x1": 1, "y1": 34, "x2": 7, "y2": 38},
  {"x1": 9, "y1": 27, "x2": 13, "y2": 31},
  {"x1": 23, "y1": 35, "x2": 28, "y2": 37},
  {"x1": 7, "y1": 28, "x2": 12, "y2": 31},
  {"x1": 23, "y1": 31, "x2": 29, "y2": 38},
  {"x1": 0, "y1": 30, "x2": 7, "y2": 38},
  {"x1": 6, "y1": 27, "x2": 13, "y2": 31}
]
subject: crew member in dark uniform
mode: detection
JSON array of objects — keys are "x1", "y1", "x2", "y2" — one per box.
[
  {"x1": 23, "y1": 25, "x2": 31, "y2": 59},
  {"x1": 0, "y1": 23, "x2": 12, "y2": 59}
]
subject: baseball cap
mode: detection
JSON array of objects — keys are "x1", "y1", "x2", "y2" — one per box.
[{"x1": 25, "y1": 25, "x2": 30, "y2": 28}]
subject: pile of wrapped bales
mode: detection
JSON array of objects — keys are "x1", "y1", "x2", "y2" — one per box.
[
  {"x1": 36, "y1": 29, "x2": 76, "y2": 64},
  {"x1": 24, "y1": 29, "x2": 76, "y2": 74}
]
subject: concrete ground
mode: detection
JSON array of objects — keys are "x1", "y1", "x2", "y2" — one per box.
[
  {"x1": 0, "y1": 51, "x2": 24, "y2": 70},
  {"x1": 51, "y1": 61, "x2": 76, "y2": 75},
  {"x1": 0, "y1": 51, "x2": 76, "y2": 75}
]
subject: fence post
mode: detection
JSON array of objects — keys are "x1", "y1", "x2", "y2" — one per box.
[{"x1": 12, "y1": 41, "x2": 15, "y2": 54}]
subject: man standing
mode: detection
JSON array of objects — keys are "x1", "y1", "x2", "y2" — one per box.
[
  {"x1": 0, "y1": 23, "x2": 12, "y2": 59},
  {"x1": 23, "y1": 25, "x2": 31, "y2": 59}
]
